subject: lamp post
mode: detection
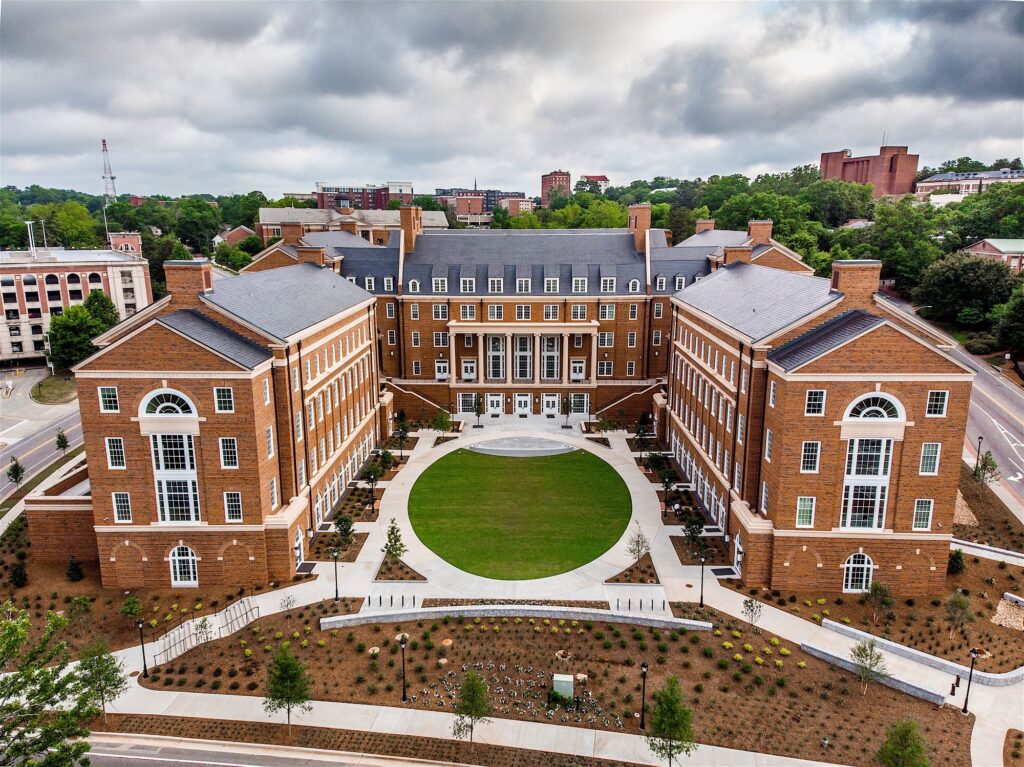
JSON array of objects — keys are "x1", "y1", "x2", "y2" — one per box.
[
  {"x1": 699, "y1": 556, "x2": 706, "y2": 608},
  {"x1": 136, "y1": 619, "x2": 149, "y2": 679},
  {"x1": 639, "y1": 662, "x2": 649, "y2": 730},
  {"x1": 400, "y1": 635, "x2": 408, "y2": 702},
  {"x1": 962, "y1": 647, "x2": 980, "y2": 715},
  {"x1": 331, "y1": 548, "x2": 340, "y2": 603},
  {"x1": 974, "y1": 435, "x2": 984, "y2": 473}
]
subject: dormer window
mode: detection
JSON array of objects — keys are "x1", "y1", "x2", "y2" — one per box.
[{"x1": 408, "y1": 280, "x2": 420, "y2": 293}]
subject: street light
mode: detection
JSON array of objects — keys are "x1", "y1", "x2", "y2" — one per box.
[
  {"x1": 136, "y1": 619, "x2": 149, "y2": 679},
  {"x1": 974, "y1": 435, "x2": 984, "y2": 473},
  {"x1": 331, "y1": 548, "x2": 340, "y2": 603},
  {"x1": 639, "y1": 662, "x2": 649, "y2": 730},
  {"x1": 962, "y1": 647, "x2": 980, "y2": 715},
  {"x1": 699, "y1": 556, "x2": 706, "y2": 608},
  {"x1": 399, "y1": 635, "x2": 408, "y2": 702}
]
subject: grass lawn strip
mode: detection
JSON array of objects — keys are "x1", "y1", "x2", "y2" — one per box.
[
  {"x1": 0, "y1": 446, "x2": 85, "y2": 512},
  {"x1": 27, "y1": 373, "x2": 78, "y2": 404},
  {"x1": 409, "y1": 449, "x2": 631, "y2": 580}
]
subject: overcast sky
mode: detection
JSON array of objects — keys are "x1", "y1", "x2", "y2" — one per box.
[{"x1": 2, "y1": 0, "x2": 1022, "y2": 199}]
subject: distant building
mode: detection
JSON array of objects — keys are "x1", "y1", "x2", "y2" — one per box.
[
  {"x1": 434, "y1": 187, "x2": 525, "y2": 212},
  {"x1": 282, "y1": 192, "x2": 316, "y2": 203},
  {"x1": 541, "y1": 170, "x2": 571, "y2": 207},
  {"x1": 315, "y1": 181, "x2": 414, "y2": 210},
  {"x1": 580, "y1": 174, "x2": 610, "y2": 193},
  {"x1": 255, "y1": 207, "x2": 449, "y2": 245},
  {"x1": 819, "y1": 146, "x2": 918, "y2": 199},
  {"x1": 212, "y1": 225, "x2": 256, "y2": 249},
  {"x1": 915, "y1": 168, "x2": 1024, "y2": 204},
  {"x1": 962, "y1": 238, "x2": 1024, "y2": 273},
  {"x1": 499, "y1": 197, "x2": 536, "y2": 216}
]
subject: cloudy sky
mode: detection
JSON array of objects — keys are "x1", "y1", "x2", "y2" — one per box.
[{"x1": 2, "y1": 0, "x2": 1022, "y2": 199}]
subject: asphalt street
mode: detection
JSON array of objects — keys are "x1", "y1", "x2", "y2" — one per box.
[{"x1": 0, "y1": 407, "x2": 83, "y2": 500}]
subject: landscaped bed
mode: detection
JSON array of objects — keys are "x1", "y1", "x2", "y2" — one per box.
[
  {"x1": 671, "y1": 534, "x2": 732, "y2": 567},
  {"x1": 605, "y1": 553, "x2": 660, "y2": 584},
  {"x1": 736, "y1": 556, "x2": 1024, "y2": 672},
  {"x1": 1006, "y1": 729, "x2": 1024, "y2": 767},
  {"x1": 138, "y1": 604, "x2": 972, "y2": 767},
  {"x1": 421, "y1": 599, "x2": 611, "y2": 609},
  {"x1": 333, "y1": 485, "x2": 381, "y2": 522},
  {"x1": 375, "y1": 555, "x2": 427, "y2": 581},
  {"x1": 956, "y1": 463, "x2": 1024, "y2": 553},
  {"x1": 308, "y1": 532, "x2": 368, "y2": 562},
  {"x1": 408, "y1": 449, "x2": 630, "y2": 580}
]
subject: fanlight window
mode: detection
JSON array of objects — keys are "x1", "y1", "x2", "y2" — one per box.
[
  {"x1": 848, "y1": 395, "x2": 899, "y2": 419},
  {"x1": 144, "y1": 391, "x2": 194, "y2": 415}
]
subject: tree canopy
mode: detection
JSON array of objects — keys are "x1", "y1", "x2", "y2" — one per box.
[
  {"x1": 912, "y1": 253, "x2": 1020, "y2": 323},
  {"x1": 48, "y1": 305, "x2": 106, "y2": 371}
]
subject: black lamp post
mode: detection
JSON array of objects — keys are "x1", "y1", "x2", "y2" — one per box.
[
  {"x1": 331, "y1": 548, "x2": 340, "y2": 603},
  {"x1": 400, "y1": 635, "x2": 408, "y2": 702},
  {"x1": 962, "y1": 647, "x2": 980, "y2": 715},
  {"x1": 136, "y1": 619, "x2": 149, "y2": 679},
  {"x1": 639, "y1": 662, "x2": 649, "y2": 730},
  {"x1": 699, "y1": 556, "x2": 706, "y2": 608},
  {"x1": 974, "y1": 435, "x2": 984, "y2": 473}
]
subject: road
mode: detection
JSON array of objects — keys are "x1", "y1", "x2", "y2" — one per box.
[{"x1": 0, "y1": 407, "x2": 83, "y2": 500}]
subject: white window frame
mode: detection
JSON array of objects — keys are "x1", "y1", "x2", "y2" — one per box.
[
  {"x1": 224, "y1": 491, "x2": 243, "y2": 522},
  {"x1": 599, "y1": 304, "x2": 615, "y2": 320},
  {"x1": 489, "y1": 278, "x2": 503, "y2": 293},
  {"x1": 383, "y1": 277, "x2": 394, "y2": 292},
  {"x1": 653, "y1": 302, "x2": 663, "y2": 319},
  {"x1": 800, "y1": 441, "x2": 820, "y2": 473},
  {"x1": 408, "y1": 280, "x2": 420, "y2": 294},
  {"x1": 764, "y1": 429, "x2": 773, "y2": 462},
  {"x1": 265, "y1": 426, "x2": 274, "y2": 458},
  {"x1": 572, "y1": 277, "x2": 587, "y2": 293},
  {"x1": 516, "y1": 305, "x2": 531, "y2": 320},
  {"x1": 926, "y1": 390, "x2": 948, "y2": 417},
  {"x1": 460, "y1": 304, "x2": 476, "y2": 320},
  {"x1": 409, "y1": 303, "x2": 419, "y2": 320},
  {"x1": 460, "y1": 278, "x2": 476, "y2": 293},
  {"x1": 544, "y1": 277, "x2": 559, "y2": 293},
  {"x1": 213, "y1": 387, "x2": 234, "y2": 413},
  {"x1": 804, "y1": 389, "x2": 826, "y2": 416},
  {"x1": 913, "y1": 499, "x2": 934, "y2": 531},
  {"x1": 411, "y1": 331, "x2": 420, "y2": 347},
  {"x1": 105, "y1": 437, "x2": 126, "y2": 470},
  {"x1": 597, "y1": 361, "x2": 613, "y2": 377},
  {"x1": 432, "y1": 304, "x2": 448, "y2": 320},
  {"x1": 571, "y1": 304, "x2": 586, "y2": 320},
  {"x1": 432, "y1": 277, "x2": 447, "y2": 293},
  {"x1": 919, "y1": 442, "x2": 941, "y2": 475},
  {"x1": 656, "y1": 276, "x2": 666, "y2": 291},
  {"x1": 112, "y1": 492, "x2": 132, "y2": 523},
  {"x1": 768, "y1": 381, "x2": 777, "y2": 407},
  {"x1": 219, "y1": 437, "x2": 239, "y2": 469},
  {"x1": 543, "y1": 304, "x2": 558, "y2": 320},
  {"x1": 516, "y1": 278, "x2": 531, "y2": 294},
  {"x1": 598, "y1": 332, "x2": 614, "y2": 347},
  {"x1": 600, "y1": 277, "x2": 615, "y2": 293},
  {"x1": 796, "y1": 496, "x2": 815, "y2": 528},
  {"x1": 488, "y1": 304, "x2": 503, "y2": 320},
  {"x1": 98, "y1": 386, "x2": 120, "y2": 413}
]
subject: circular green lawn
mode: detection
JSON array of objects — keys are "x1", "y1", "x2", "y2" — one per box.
[{"x1": 408, "y1": 448, "x2": 631, "y2": 580}]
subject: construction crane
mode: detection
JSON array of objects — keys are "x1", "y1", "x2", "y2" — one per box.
[{"x1": 101, "y1": 139, "x2": 118, "y2": 205}]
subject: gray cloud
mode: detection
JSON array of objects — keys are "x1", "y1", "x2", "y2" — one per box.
[{"x1": 1, "y1": 0, "x2": 1021, "y2": 198}]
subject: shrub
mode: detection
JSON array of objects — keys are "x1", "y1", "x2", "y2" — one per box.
[
  {"x1": 948, "y1": 549, "x2": 966, "y2": 574},
  {"x1": 9, "y1": 562, "x2": 27, "y2": 588},
  {"x1": 65, "y1": 556, "x2": 84, "y2": 582}
]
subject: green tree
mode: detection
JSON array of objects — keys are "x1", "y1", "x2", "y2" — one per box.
[
  {"x1": 382, "y1": 517, "x2": 407, "y2": 560},
  {"x1": 237, "y1": 234, "x2": 265, "y2": 255},
  {"x1": 947, "y1": 548, "x2": 966, "y2": 575},
  {"x1": 452, "y1": 670, "x2": 493, "y2": 745},
  {"x1": 849, "y1": 638, "x2": 889, "y2": 694},
  {"x1": 174, "y1": 196, "x2": 221, "y2": 251},
  {"x1": 580, "y1": 199, "x2": 628, "y2": 228},
  {"x1": 9, "y1": 561, "x2": 28, "y2": 587},
  {"x1": 7, "y1": 455, "x2": 25, "y2": 489},
  {"x1": 944, "y1": 592, "x2": 973, "y2": 639},
  {"x1": 83, "y1": 289, "x2": 120, "y2": 330},
  {"x1": 683, "y1": 517, "x2": 705, "y2": 558},
  {"x1": 940, "y1": 157, "x2": 988, "y2": 174},
  {"x1": 379, "y1": 449, "x2": 395, "y2": 471},
  {"x1": 741, "y1": 597, "x2": 763, "y2": 632},
  {"x1": 218, "y1": 191, "x2": 268, "y2": 229},
  {"x1": 509, "y1": 211, "x2": 541, "y2": 229},
  {"x1": 997, "y1": 286, "x2": 1024, "y2": 353},
  {"x1": 912, "y1": 254, "x2": 1019, "y2": 324},
  {"x1": 333, "y1": 514, "x2": 354, "y2": 548},
  {"x1": 140, "y1": 231, "x2": 192, "y2": 296},
  {"x1": 1, "y1": 610, "x2": 98, "y2": 766},
  {"x1": 877, "y1": 718, "x2": 930, "y2": 767},
  {"x1": 973, "y1": 451, "x2": 1000, "y2": 484},
  {"x1": 644, "y1": 676, "x2": 696, "y2": 766},
  {"x1": 490, "y1": 206, "x2": 511, "y2": 229},
  {"x1": 698, "y1": 174, "x2": 750, "y2": 211},
  {"x1": 396, "y1": 422, "x2": 409, "y2": 458},
  {"x1": 263, "y1": 646, "x2": 312, "y2": 736},
  {"x1": 213, "y1": 243, "x2": 253, "y2": 272},
  {"x1": 362, "y1": 464, "x2": 382, "y2": 499},
  {"x1": 55, "y1": 201, "x2": 100, "y2": 248},
  {"x1": 48, "y1": 305, "x2": 105, "y2": 370},
  {"x1": 0, "y1": 198, "x2": 29, "y2": 249},
  {"x1": 866, "y1": 581, "x2": 893, "y2": 625},
  {"x1": 55, "y1": 427, "x2": 70, "y2": 456},
  {"x1": 943, "y1": 183, "x2": 1024, "y2": 249},
  {"x1": 750, "y1": 164, "x2": 821, "y2": 196},
  {"x1": 870, "y1": 197, "x2": 941, "y2": 292},
  {"x1": 666, "y1": 205, "x2": 710, "y2": 244},
  {"x1": 431, "y1": 408, "x2": 452, "y2": 432},
  {"x1": 120, "y1": 595, "x2": 142, "y2": 625},
  {"x1": 796, "y1": 179, "x2": 873, "y2": 227},
  {"x1": 78, "y1": 640, "x2": 128, "y2": 723},
  {"x1": 65, "y1": 555, "x2": 84, "y2": 583}
]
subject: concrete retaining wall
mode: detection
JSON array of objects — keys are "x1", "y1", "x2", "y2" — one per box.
[
  {"x1": 799, "y1": 643, "x2": 947, "y2": 705},
  {"x1": 1002, "y1": 591, "x2": 1024, "y2": 607},
  {"x1": 321, "y1": 604, "x2": 713, "y2": 633},
  {"x1": 951, "y1": 538, "x2": 1024, "y2": 565},
  {"x1": 822, "y1": 619, "x2": 1024, "y2": 687}
]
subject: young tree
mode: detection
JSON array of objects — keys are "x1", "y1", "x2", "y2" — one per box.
[
  {"x1": 877, "y1": 718, "x2": 930, "y2": 767},
  {"x1": 474, "y1": 393, "x2": 484, "y2": 427},
  {"x1": 741, "y1": 597, "x2": 763, "y2": 633},
  {"x1": 660, "y1": 468, "x2": 675, "y2": 507},
  {"x1": 362, "y1": 465, "x2": 382, "y2": 498},
  {"x1": 452, "y1": 670, "x2": 493, "y2": 745},
  {"x1": 78, "y1": 640, "x2": 128, "y2": 723},
  {"x1": 625, "y1": 521, "x2": 651, "y2": 563},
  {"x1": 1, "y1": 610, "x2": 99, "y2": 765},
  {"x1": 866, "y1": 581, "x2": 893, "y2": 625},
  {"x1": 974, "y1": 451, "x2": 1000, "y2": 484},
  {"x1": 120, "y1": 595, "x2": 142, "y2": 626},
  {"x1": 82, "y1": 289, "x2": 120, "y2": 330},
  {"x1": 6, "y1": 455, "x2": 25, "y2": 490},
  {"x1": 382, "y1": 518, "x2": 407, "y2": 560},
  {"x1": 263, "y1": 646, "x2": 312, "y2": 737},
  {"x1": 396, "y1": 422, "x2": 409, "y2": 458},
  {"x1": 431, "y1": 408, "x2": 452, "y2": 433},
  {"x1": 683, "y1": 517, "x2": 704, "y2": 556},
  {"x1": 55, "y1": 427, "x2": 70, "y2": 456},
  {"x1": 850, "y1": 638, "x2": 889, "y2": 695},
  {"x1": 379, "y1": 449, "x2": 395, "y2": 472},
  {"x1": 48, "y1": 305, "x2": 105, "y2": 370},
  {"x1": 562, "y1": 393, "x2": 572, "y2": 427},
  {"x1": 944, "y1": 592, "x2": 974, "y2": 639},
  {"x1": 333, "y1": 514, "x2": 355, "y2": 549},
  {"x1": 634, "y1": 424, "x2": 651, "y2": 462},
  {"x1": 644, "y1": 676, "x2": 696, "y2": 766},
  {"x1": 65, "y1": 555, "x2": 84, "y2": 582}
]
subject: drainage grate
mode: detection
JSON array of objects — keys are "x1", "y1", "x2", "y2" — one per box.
[
  {"x1": 295, "y1": 562, "x2": 316, "y2": 574},
  {"x1": 711, "y1": 566, "x2": 740, "y2": 578}
]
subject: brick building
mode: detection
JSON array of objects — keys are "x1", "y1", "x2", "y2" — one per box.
[
  {"x1": 962, "y1": 238, "x2": 1024, "y2": 273},
  {"x1": 315, "y1": 181, "x2": 414, "y2": 210},
  {"x1": 255, "y1": 207, "x2": 448, "y2": 245},
  {"x1": 541, "y1": 170, "x2": 571, "y2": 207},
  {"x1": 657, "y1": 258, "x2": 972, "y2": 594},
  {"x1": 435, "y1": 187, "x2": 526, "y2": 212},
  {"x1": 499, "y1": 197, "x2": 536, "y2": 216},
  {"x1": 915, "y1": 169, "x2": 1024, "y2": 203},
  {"x1": 1, "y1": 232, "x2": 152, "y2": 364},
  {"x1": 26, "y1": 258, "x2": 392, "y2": 588},
  {"x1": 819, "y1": 146, "x2": 918, "y2": 199}
]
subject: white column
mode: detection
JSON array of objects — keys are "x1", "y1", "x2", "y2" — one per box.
[
  {"x1": 590, "y1": 331, "x2": 598, "y2": 383},
  {"x1": 533, "y1": 333, "x2": 541, "y2": 384},
  {"x1": 477, "y1": 332, "x2": 485, "y2": 382},
  {"x1": 504, "y1": 332, "x2": 512, "y2": 385},
  {"x1": 449, "y1": 331, "x2": 456, "y2": 381},
  {"x1": 561, "y1": 332, "x2": 570, "y2": 385}
]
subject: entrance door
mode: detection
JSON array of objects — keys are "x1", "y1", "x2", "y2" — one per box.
[
  {"x1": 487, "y1": 393, "x2": 503, "y2": 415},
  {"x1": 733, "y1": 532, "x2": 743, "y2": 575},
  {"x1": 570, "y1": 359, "x2": 586, "y2": 381},
  {"x1": 461, "y1": 359, "x2": 476, "y2": 381},
  {"x1": 541, "y1": 394, "x2": 559, "y2": 415},
  {"x1": 514, "y1": 393, "x2": 531, "y2": 415}
]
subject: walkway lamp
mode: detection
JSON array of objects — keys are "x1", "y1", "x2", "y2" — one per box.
[
  {"x1": 962, "y1": 647, "x2": 980, "y2": 715},
  {"x1": 331, "y1": 548, "x2": 340, "y2": 603},
  {"x1": 639, "y1": 662, "x2": 649, "y2": 730},
  {"x1": 400, "y1": 635, "x2": 408, "y2": 702},
  {"x1": 699, "y1": 556, "x2": 706, "y2": 608},
  {"x1": 136, "y1": 619, "x2": 149, "y2": 679},
  {"x1": 974, "y1": 435, "x2": 984, "y2": 473}
]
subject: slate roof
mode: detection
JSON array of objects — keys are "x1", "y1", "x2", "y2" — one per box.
[
  {"x1": 203, "y1": 263, "x2": 373, "y2": 341},
  {"x1": 157, "y1": 309, "x2": 272, "y2": 369},
  {"x1": 674, "y1": 229, "x2": 749, "y2": 249},
  {"x1": 300, "y1": 231, "x2": 380, "y2": 249},
  {"x1": 676, "y1": 262, "x2": 839, "y2": 341},
  {"x1": 767, "y1": 310, "x2": 884, "y2": 371}
]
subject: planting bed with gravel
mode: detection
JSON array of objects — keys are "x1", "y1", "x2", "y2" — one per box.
[
  {"x1": 375, "y1": 555, "x2": 427, "y2": 581},
  {"x1": 955, "y1": 464, "x2": 1024, "y2": 553},
  {"x1": 308, "y1": 532, "x2": 368, "y2": 563},
  {"x1": 139, "y1": 603, "x2": 972, "y2": 767},
  {"x1": 1006, "y1": 729, "x2": 1024, "y2": 767},
  {"x1": 671, "y1": 534, "x2": 731, "y2": 566}
]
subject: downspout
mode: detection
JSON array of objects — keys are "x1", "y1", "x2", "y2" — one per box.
[{"x1": 371, "y1": 304, "x2": 383, "y2": 444}]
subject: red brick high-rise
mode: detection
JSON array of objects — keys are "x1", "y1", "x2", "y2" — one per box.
[
  {"x1": 819, "y1": 146, "x2": 918, "y2": 198},
  {"x1": 541, "y1": 170, "x2": 571, "y2": 207}
]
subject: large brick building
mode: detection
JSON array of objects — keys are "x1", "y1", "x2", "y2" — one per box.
[
  {"x1": 315, "y1": 181, "x2": 414, "y2": 210},
  {"x1": 657, "y1": 257, "x2": 972, "y2": 594},
  {"x1": 255, "y1": 207, "x2": 448, "y2": 246},
  {"x1": 819, "y1": 146, "x2": 919, "y2": 199},
  {"x1": 26, "y1": 257, "x2": 391, "y2": 588},
  {"x1": 541, "y1": 170, "x2": 571, "y2": 207}
]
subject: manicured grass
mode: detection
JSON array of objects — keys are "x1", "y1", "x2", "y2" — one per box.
[
  {"x1": 27, "y1": 373, "x2": 78, "y2": 404},
  {"x1": 408, "y1": 449, "x2": 630, "y2": 579}
]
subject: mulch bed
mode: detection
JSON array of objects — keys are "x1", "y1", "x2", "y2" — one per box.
[
  {"x1": 955, "y1": 463, "x2": 1024, "y2": 553},
  {"x1": 585, "y1": 437, "x2": 610, "y2": 448},
  {"x1": 671, "y1": 535, "x2": 732, "y2": 567},
  {"x1": 138, "y1": 606, "x2": 973, "y2": 767},
  {"x1": 93, "y1": 714, "x2": 636, "y2": 767},
  {"x1": 605, "y1": 553, "x2": 660, "y2": 584},
  {"x1": 308, "y1": 532, "x2": 368, "y2": 563},
  {"x1": 422, "y1": 599, "x2": 610, "y2": 609},
  {"x1": 380, "y1": 435, "x2": 420, "y2": 454},
  {"x1": 1006, "y1": 729, "x2": 1024, "y2": 767},
  {"x1": 433, "y1": 436, "x2": 460, "y2": 447},
  {"x1": 374, "y1": 555, "x2": 427, "y2": 582},
  {"x1": 333, "y1": 486, "x2": 381, "y2": 522},
  {"x1": 735, "y1": 556, "x2": 1024, "y2": 673}
]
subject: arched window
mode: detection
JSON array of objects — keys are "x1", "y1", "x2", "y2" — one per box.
[
  {"x1": 88, "y1": 272, "x2": 102, "y2": 285},
  {"x1": 23, "y1": 274, "x2": 37, "y2": 285},
  {"x1": 45, "y1": 274, "x2": 59, "y2": 285},
  {"x1": 408, "y1": 279, "x2": 420, "y2": 293},
  {"x1": 67, "y1": 274, "x2": 81, "y2": 285},
  {"x1": 628, "y1": 279, "x2": 641, "y2": 293},
  {"x1": 843, "y1": 553, "x2": 873, "y2": 592},
  {"x1": 846, "y1": 394, "x2": 901, "y2": 420},
  {"x1": 142, "y1": 390, "x2": 195, "y2": 415},
  {"x1": 118, "y1": 243, "x2": 136, "y2": 252},
  {"x1": 170, "y1": 545, "x2": 198, "y2": 586}
]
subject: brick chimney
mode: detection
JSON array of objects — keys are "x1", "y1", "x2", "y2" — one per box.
[
  {"x1": 628, "y1": 203, "x2": 652, "y2": 251},
  {"x1": 830, "y1": 260, "x2": 882, "y2": 308},
  {"x1": 746, "y1": 220, "x2": 773, "y2": 246},
  {"x1": 165, "y1": 259, "x2": 213, "y2": 307},
  {"x1": 280, "y1": 222, "x2": 304, "y2": 245},
  {"x1": 695, "y1": 219, "x2": 716, "y2": 234},
  {"x1": 400, "y1": 206, "x2": 422, "y2": 253},
  {"x1": 722, "y1": 246, "x2": 753, "y2": 266},
  {"x1": 295, "y1": 246, "x2": 326, "y2": 268}
]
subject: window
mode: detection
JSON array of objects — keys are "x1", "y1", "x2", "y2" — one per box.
[
  {"x1": 460, "y1": 278, "x2": 475, "y2": 293},
  {"x1": 98, "y1": 386, "x2": 119, "y2": 412},
  {"x1": 265, "y1": 426, "x2": 274, "y2": 458},
  {"x1": 516, "y1": 278, "x2": 531, "y2": 293},
  {"x1": 488, "y1": 278, "x2": 503, "y2": 293},
  {"x1": 764, "y1": 430, "x2": 773, "y2": 462},
  {"x1": 383, "y1": 277, "x2": 394, "y2": 292},
  {"x1": 627, "y1": 332, "x2": 637, "y2": 347},
  {"x1": 143, "y1": 391, "x2": 193, "y2": 415},
  {"x1": 913, "y1": 499, "x2": 934, "y2": 530},
  {"x1": 571, "y1": 304, "x2": 586, "y2": 320},
  {"x1": 600, "y1": 277, "x2": 615, "y2": 293},
  {"x1": 760, "y1": 481, "x2": 769, "y2": 514},
  {"x1": 387, "y1": 329, "x2": 396, "y2": 345},
  {"x1": 653, "y1": 330, "x2": 662, "y2": 346},
  {"x1": 170, "y1": 546, "x2": 198, "y2": 586},
  {"x1": 412, "y1": 361, "x2": 421, "y2": 375},
  {"x1": 214, "y1": 387, "x2": 234, "y2": 413},
  {"x1": 224, "y1": 492, "x2": 243, "y2": 522},
  {"x1": 488, "y1": 305, "x2": 503, "y2": 320},
  {"x1": 796, "y1": 497, "x2": 815, "y2": 528},
  {"x1": 740, "y1": 368, "x2": 748, "y2": 394},
  {"x1": 433, "y1": 332, "x2": 449, "y2": 347},
  {"x1": 364, "y1": 277, "x2": 375, "y2": 291},
  {"x1": 841, "y1": 484, "x2": 888, "y2": 529},
  {"x1": 432, "y1": 304, "x2": 448, "y2": 320},
  {"x1": 544, "y1": 277, "x2": 558, "y2": 293},
  {"x1": 105, "y1": 437, "x2": 126, "y2": 469},
  {"x1": 294, "y1": 412, "x2": 303, "y2": 441},
  {"x1": 460, "y1": 304, "x2": 476, "y2": 320},
  {"x1": 675, "y1": 276, "x2": 685, "y2": 290},
  {"x1": 653, "y1": 303, "x2": 663, "y2": 319},
  {"x1": 432, "y1": 278, "x2": 447, "y2": 293},
  {"x1": 411, "y1": 331, "x2": 420, "y2": 347},
  {"x1": 598, "y1": 332, "x2": 614, "y2": 347},
  {"x1": 737, "y1": 414, "x2": 745, "y2": 443},
  {"x1": 926, "y1": 390, "x2": 948, "y2": 417},
  {"x1": 543, "y1": 304, "x2": 558, "y2": 320},
  {"x1": 805, "y1": 389, "x2": 826, "y2": 415},
  {"x1": 629, "y1": 304, "x2": 638, "y2": 320},
  {"x1": 112, "y1": 492, "x2": 132, "y2": 523},
  {"x1": 801, "y1": 441, "x2": 820, "y2": 473},
  {"x1": 597, "y1": 361, "x2": 613, "y2": 377},
  {"x1": 409, "y1": 303, "x2": 419, "y2": 320},
  {"x1": 628, "y1": 279, "x2": 641, "y2": 293},
  {"x1": 599, "y1": 304, "x2": 615, "y2": 320},
  {"x1": 656, "y1": 276, "x2": 666, "y2": 291},
  {"x1": 843, "y1": 553, "x2": 873, "y2": 592},
  {"x1": 408, "y1": 279, "x2": 420, "y2": 293},
  {"x1": 572, "y1": 277, "x2": 587, "y2": 293},
  {"x1": 262, "y1": 379, "x2": 270, "y2": 405},
  {"x1": 768, "y1": 381, "x2": 777, "y2": 407},
  {"x1": 626, "y1": 361, "x2": 635, "y2": 376},
  {"x1": 269, "y1": 478, "x2": 278, "y2": 509},
  {"x1": 848, "y1": 394, "x2": 900, "y2": 419},
  {"x1": 515, "y1": 305, "x2": 531, "y2": 320},
  {"x1": 219, "y1": 437, "x2": 239, "y2": 469},
  {"x1": 920, "y1": 443, "x2": 940, "y2": 475}
]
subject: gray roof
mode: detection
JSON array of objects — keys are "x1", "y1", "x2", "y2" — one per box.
[
  {"x1": 676, "y1": 262, "x2": 839, "y2": 341},
  {"x1": 158, "y1": 310, "x2": 272, "y2": 369},
  {"x1": 768, "y1": 310, "x2": 884, "y2": 371},
  {"x1": 675, "y1": 229, "x2": 749, "y2": 248},
  {"x1": 300, "y1": 230, "x2": 381, "y2": 249},
  {"x1": 258, "y1": 207, "x2": 339, "y2": 225},
  {"x1": 203, "y1": 263, "x2": 372, "y2": 341},
  {"x1": 920, "y1": 169, "x2": 1024, "y2": 183}
]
